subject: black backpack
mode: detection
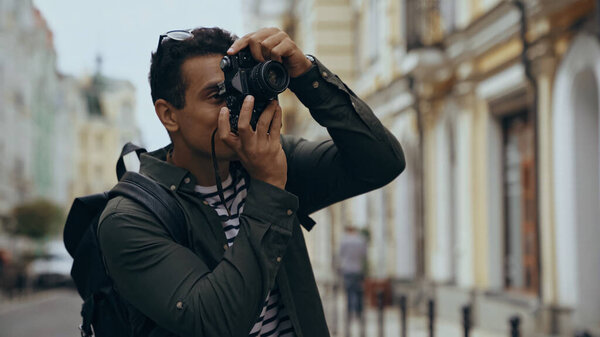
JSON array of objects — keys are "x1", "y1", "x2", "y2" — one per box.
[{"x1": 63, "y1": 143, "x2": 188, "y2": 337}]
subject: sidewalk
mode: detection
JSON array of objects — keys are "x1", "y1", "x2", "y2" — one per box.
[
  {"x1": 330, "y1": 306, "x2": 508, "y2": 337},
  {"x1": 322, "y1": 287, "x2": 538, "y2": 337}
]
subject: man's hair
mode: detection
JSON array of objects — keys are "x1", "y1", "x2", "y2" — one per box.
[{"x1": 149, "y1": 27, "x2": 237, "y2": 109}]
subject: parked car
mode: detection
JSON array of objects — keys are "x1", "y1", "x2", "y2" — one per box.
[{"x1": 28, "y1": 240, "x2": 73, "y2": 288}]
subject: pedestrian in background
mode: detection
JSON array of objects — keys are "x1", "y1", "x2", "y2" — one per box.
[{"x1": 339, "y1": 225, "x2": 368, "y2": 325}]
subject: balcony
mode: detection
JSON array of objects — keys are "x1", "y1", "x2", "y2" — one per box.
[
  {"x1": 405, "y1": 0, "x2": 451, "y2": 51},
  {"x1": 401, "y1": 0, "x2": 451, "y2": 79}
]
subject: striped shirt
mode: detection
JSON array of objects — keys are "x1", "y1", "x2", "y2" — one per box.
[{"x1": 194, "y1": 169, "x2": 294, "y2": 336}]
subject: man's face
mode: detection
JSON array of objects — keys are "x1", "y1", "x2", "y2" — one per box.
[{"x1": 174, "y1": 54, "x2": 237, "y2": 160}]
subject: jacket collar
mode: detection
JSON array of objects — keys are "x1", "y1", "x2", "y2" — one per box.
[{"x1": 139, "y1": 144, "x2": 198, "y2": 193}]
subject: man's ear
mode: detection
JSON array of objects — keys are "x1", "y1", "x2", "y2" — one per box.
[{"x1": 155, "y1": 99, "x2": 179, "y2": 133}]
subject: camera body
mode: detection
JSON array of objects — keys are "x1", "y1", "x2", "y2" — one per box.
[{"x1": 218, "y1": 48, "x2": 290, "y2": 132}]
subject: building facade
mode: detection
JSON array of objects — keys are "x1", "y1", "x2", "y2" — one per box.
[
  {"x1": 0, "y1": 0, "x2": 140, "y2": 233},
  {"x1": 244, "y1": 0, "x2": 360, "y2": 289},
  {"x1": 245, "y1": 0, "x2": 600, "y2": 335},
  {"x1": 358, "y1": 0, "x2": 600, "y2": 334},
  {"x1": 70, "y1": 63, "x2": 140, "y2": 199},
  {"x1": 0, "y1": 0, "x2": 70, "y2": 213}
]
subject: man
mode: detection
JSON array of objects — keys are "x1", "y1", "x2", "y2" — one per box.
[
  {"x1": 98, "y1": 27, "x2": 404, "y2": 337},
  {"x1": 339, "y1": 226, "x2": 368, "y2": 323}
]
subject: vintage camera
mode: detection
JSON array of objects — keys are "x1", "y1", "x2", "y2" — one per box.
[{"x1": 217, "y1": 48, "x2": 290, "y2": 132}]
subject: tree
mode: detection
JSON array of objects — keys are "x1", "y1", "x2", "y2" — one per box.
[{"x1": 11, "y1": 199, "x2": 64, "y2": 239}]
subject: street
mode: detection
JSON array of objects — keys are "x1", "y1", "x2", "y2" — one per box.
[
  {"x1": 0, "y1": 289, "x2": 82, "y2": 337},
  {"x1": 0, "y1": 287, "x2": 555, "y2": 337}
]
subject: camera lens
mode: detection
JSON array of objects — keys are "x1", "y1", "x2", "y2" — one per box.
[
  {"x1": 266, "y1": 66, "x2": 286, "y2": 89},
  {"x1": 249, "y1": 61, "x2": 290, "y2": 98}
]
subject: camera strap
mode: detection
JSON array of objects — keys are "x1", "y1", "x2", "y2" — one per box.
[{"x1": 211, "y1": 128, "x2": 231, "y2": 217}]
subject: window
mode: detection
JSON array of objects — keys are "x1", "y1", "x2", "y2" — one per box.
[
  {"x1": 405, "y1": 0, "x2": 447, "y2": 49},
  {"x1": 502, "y1": 112, "x2": 539, "y2": 294}
]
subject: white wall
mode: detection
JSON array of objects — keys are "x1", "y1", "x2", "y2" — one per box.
[
  {"x1": 454, "y1": 108, "x2": 475, "y2": 288},
  {"x1": 369, "y1": 189, "x2": 387, "y2": 278},
  {"x1": 485, "y1": 111, "x2": 504, "y2": 291},
  {"x1": 553, "y1": 33, "x2": 600, "y2": 328},
  {"x1": 393, "y1": 166, "x2": 417, "y2": 279},
  {"x1": 306, "y1": 208, "x2": 334, "y2": 281},
  {"x1": 432, "y1": 112, "x2": 455, "y2": 283},
  {"x1": 391, "y1": 114, "x2": 418, "y2": 280},
  {"x1": 572, "y1": 70, "x2": 600, "y2": 327}
]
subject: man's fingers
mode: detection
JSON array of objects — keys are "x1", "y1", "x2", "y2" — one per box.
[
  {"x1": 270, "y1": 39, "x2": 296, "y2": 62},
  {"x1": 237, "y1": 95, "x2": 254, "y2": 139},
  {"x1": 256, "y1": 100, "x2": 277, "y2": 143},
  {"x1": 260, "y1": 32, "x2": 287, "y2": 63},
  {"x1": 227, "y1": 35, "x2": 249, "y2": 55},
  {"x1": 269, "y1": 104, "x2": 283, "y2": 142},
  {"x1": 217, "y1": 106, "x2": 230, "y2": 137},
  {"x1": 261, "y1": 31, "x2": 288, "y2": 49},
  {"x1": 248, "y1": 39, "x2": 265, "y2": 62},
  {"x1": 217, "y1": 107, "x2": 239, "y2": 148},
  {"x1": 228, "y1": 28, "x2": 283, "y2": 57}
]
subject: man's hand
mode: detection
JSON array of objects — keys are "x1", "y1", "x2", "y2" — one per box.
[
  {"x1": 227, "y1": 27, "x2": 312, "y2": 78},
  {"x1": 218, "y1": 96, "x2": 287, "y2": 189}
]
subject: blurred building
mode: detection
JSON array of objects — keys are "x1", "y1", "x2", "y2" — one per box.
[
  {"x1": 244, "y1": 0, "x2": 600, "y2": 335},
  {"x1": 0, "y1": 0, "x2": 140, "y2": 229},
  {"x1": 71, "y1": 58, "x2": 140, "y2": 198},
  {"x1": 388, "y1": 1, "x2": 600, "y2": 335},
  {"x1": 244, "y1": 0, "x2": 360, "y2": 290},
  {"x1": 0, "y1": 0, "x2": 72, "y2": 213}
]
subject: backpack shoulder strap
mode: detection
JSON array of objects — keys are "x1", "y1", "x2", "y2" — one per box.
[
  {"x1": 109, "y1": 171, "x2": 188, "y2": 247},
  {"x1": 116, "y1": 142, "x2": 147, "y2": 180}
]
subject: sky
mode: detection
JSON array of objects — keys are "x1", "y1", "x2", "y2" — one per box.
[{"x1": 33, "y1": 0, "x2": 248, "y2": 151}]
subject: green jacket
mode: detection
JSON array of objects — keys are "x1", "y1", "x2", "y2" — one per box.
[{"x1": 98, "y1": 58, "x2": 405, "y2": 337}]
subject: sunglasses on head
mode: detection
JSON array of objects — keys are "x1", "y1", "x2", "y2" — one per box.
[{"x1": 155, "y1": 29, "x2": 194, "y2": 59}]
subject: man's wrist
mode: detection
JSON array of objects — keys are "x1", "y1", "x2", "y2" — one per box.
[
  {"x1": 289, "y1": 55, "x2": 314, "y2": 78},
  {"x1": 288, "y1": 56, "x2": 337, "y2": 108}
]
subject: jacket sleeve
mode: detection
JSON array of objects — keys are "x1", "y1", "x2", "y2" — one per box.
[
  {"x1": 97, "y1": 179, "x2": 298, "y2": 337},
  {"x1": 283, "y1": 56, "x2": 405, "y2": 220}
]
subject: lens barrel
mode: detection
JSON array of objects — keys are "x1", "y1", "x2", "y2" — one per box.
[{"x1": 249, "y1": 60, "x2": 290, "y2": 98}]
